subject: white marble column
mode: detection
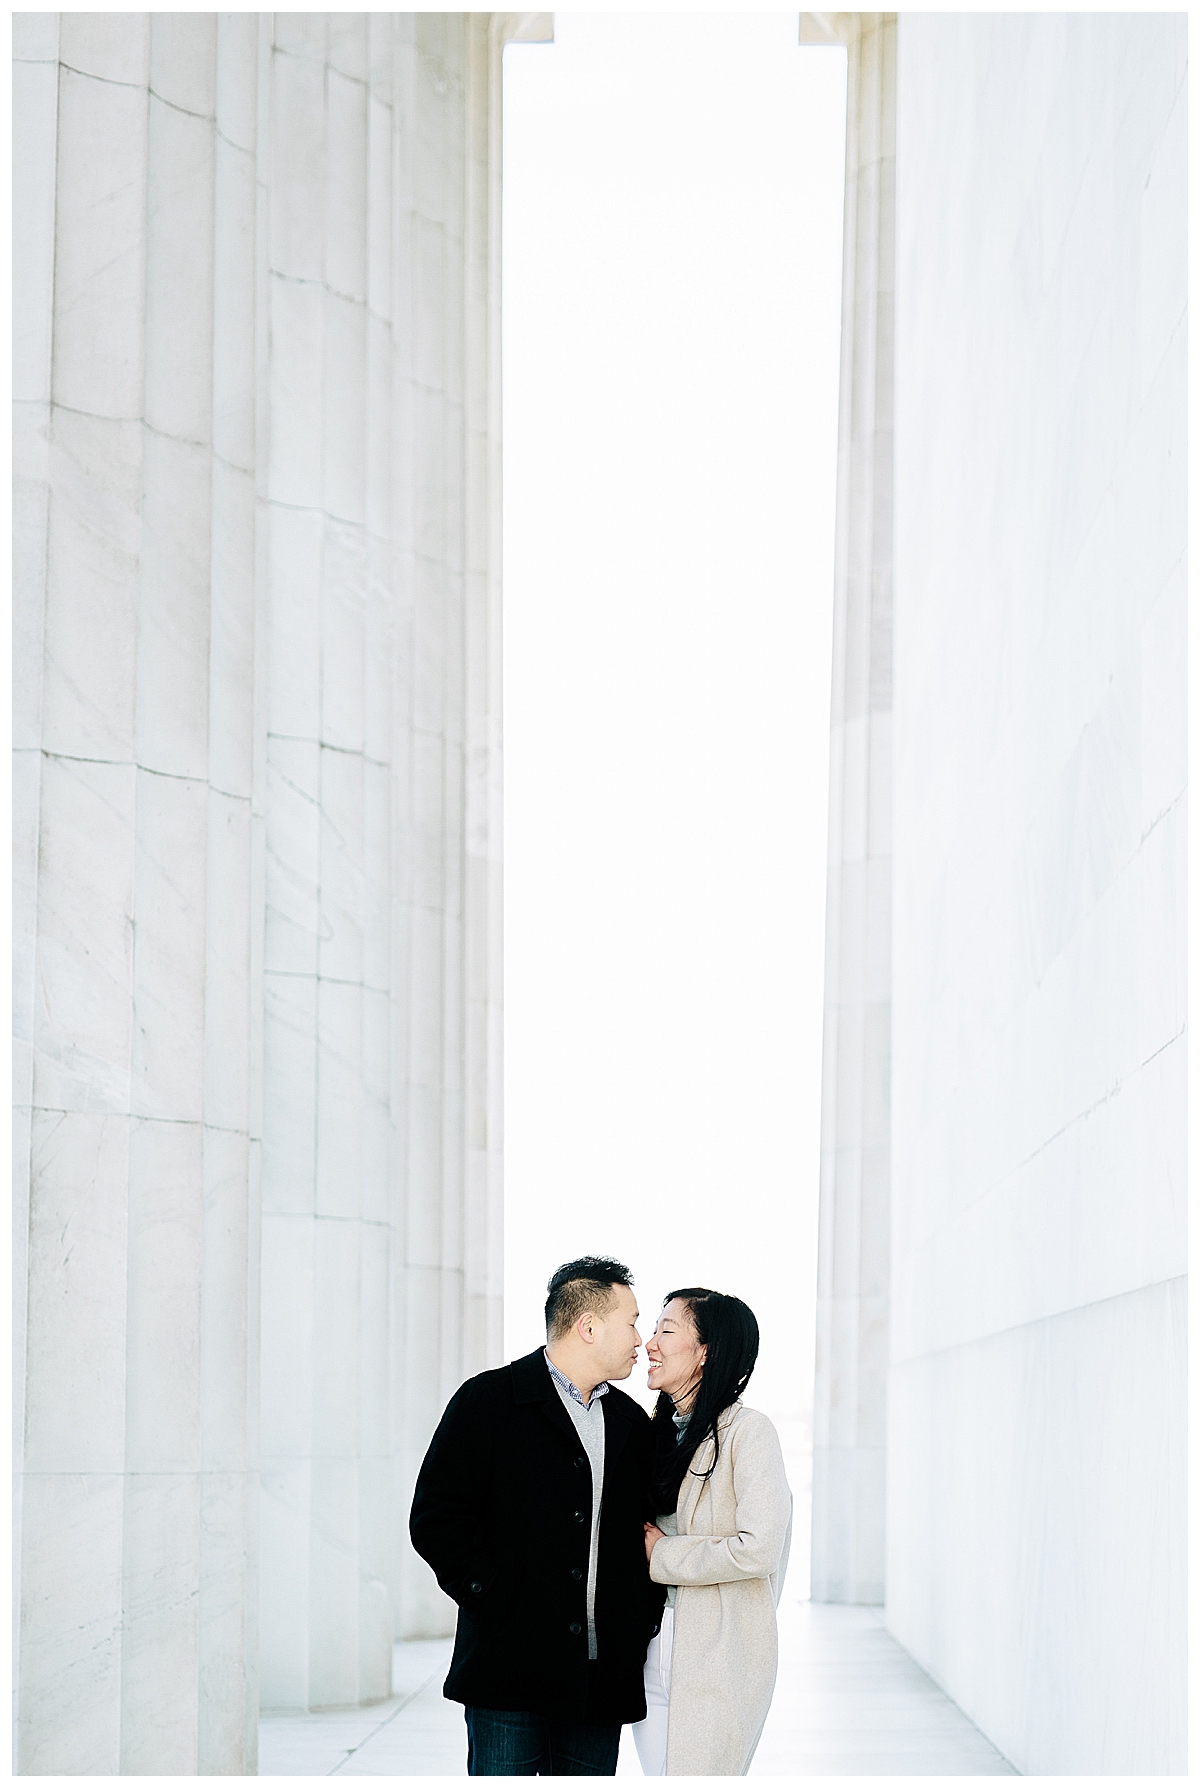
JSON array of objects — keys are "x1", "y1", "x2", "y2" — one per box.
[
  {"x1": 256, "y1": 11, "x2": 550, "y2": 1705},
  {"x1": 14, "y1": 6, "x2": 545, "y2": 1758},
  {"x1": 256, "y1": 9, "x2": 393, "y2": 1710},
  {"x1": 803, "y1": 11, "x2": 896, "y2": 1608},
  {"x1": 392, "y1": 9, "x2": 548, "y2": 1648},
  {"x1": 13, "y1": 13, "x2": 263, "y2": 1773}
]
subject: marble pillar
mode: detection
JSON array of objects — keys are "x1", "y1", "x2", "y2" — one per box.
[
  {"x1": 803, "y1": 11, "x2": 896, "y2": 1608},
  {"x1": 13, "y1": 8, "x2": 547, "y2": 1762},
  {"x1": 256, "y1": 13, "x2": 549, "y2": 1710},
  {"x1": 888, "y1": 15, "x2": 1186, "y2": 1772},
  {"x1": 13, "y1": 13, "x2": 263, "y2": 1772}
]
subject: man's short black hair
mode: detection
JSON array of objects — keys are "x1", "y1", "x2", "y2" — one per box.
[{"x1": 544, "y1": 1256, "x2": 634, "y2": 1342}]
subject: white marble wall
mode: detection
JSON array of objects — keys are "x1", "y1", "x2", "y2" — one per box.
[
  {"x1": 806, "y1": 11, "x2": 895, "y2": 1608},
  {"x1": 13, "y1": 10, "x2": 544, "y2": 1763},
  {"x1": 889, "y1": 14, "x2": 1186, "y2": 1774}
]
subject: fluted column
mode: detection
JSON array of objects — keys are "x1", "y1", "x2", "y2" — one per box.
[
  {"x1": 392, "y1": 8, "x2": 550, "y2": 1648},
  {"x1": 256, "y1": 9, "x2": 392, "y2": 1711},
  {"x1": 391, "y1": 7, "x2": 553, "y2": 1651},
  {"x1": 13, "y1": 12, "x2": 262, "y2": 1772},
  {"x1": 14, "y1": 3, "x2": 543, "y2": 1757},
  {"x1": 804, "y1": 11, "x2": 896, "y2": 1607},
  {"x1": 255, "y1": 10, "x2": 550, "y2": 1702}
]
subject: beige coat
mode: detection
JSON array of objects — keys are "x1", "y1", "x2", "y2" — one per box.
[{"x1": 648, "y1": 1402, "x2": 792, "y2": 1775}]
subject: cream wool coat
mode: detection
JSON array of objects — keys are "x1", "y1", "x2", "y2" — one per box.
[{"x1": 648, "y1": 1402, "x2": 792, "y2": 1776}]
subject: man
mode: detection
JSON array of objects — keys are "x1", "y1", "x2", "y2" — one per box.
[{"x1": 410, "y1": 1256, "x2": 663, "y2": 1775}]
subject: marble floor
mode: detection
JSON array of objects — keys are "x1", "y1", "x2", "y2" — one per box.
[{"x1": 259, "y1": 1598, "x2": 1016, "y2": 1776}]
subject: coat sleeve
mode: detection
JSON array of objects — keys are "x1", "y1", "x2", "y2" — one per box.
[
  {"x1": 409, "y1": 1376, "x2": 506, "y2": 1622},
  {"x1": 648, "y1": 1412, "x2": 791, "y2": 1588}
]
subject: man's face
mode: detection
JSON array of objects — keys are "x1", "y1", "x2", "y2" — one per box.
[{"x1": 593, "y1": 1283, "x2": 642, "y2": 1382}]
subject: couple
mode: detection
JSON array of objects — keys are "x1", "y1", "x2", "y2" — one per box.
[{"x1": 410, "y1": 1256, "x2": 792, "y2": 1776}]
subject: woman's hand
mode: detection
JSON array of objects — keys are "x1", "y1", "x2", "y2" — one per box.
[{"x1": 644, "y1": 1521, "x2": 665, "y2": 1563}]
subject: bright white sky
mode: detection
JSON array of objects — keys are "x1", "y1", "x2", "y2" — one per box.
[{"x1": 501, "y1": 13, "x2": 846, "y2": 1466}]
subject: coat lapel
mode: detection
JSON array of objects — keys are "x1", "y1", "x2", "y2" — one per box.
[
  {"x1": 509, "y1": 1347, "x2": 636, "y2": 1463},
  {"x1": 539, "y1": 1388, "x2": 580, "y2": 1449},
  {"x1": 510, "y1": 1346, "x2": 590, "y2": 1451},
  {"x1": 678, "y1": 1402, "x2": 741, "y2": 1532},
  {"x1": 678, "y1": 1445, "x2": 709, "y2": 1531},
  {"x1": 600, "y1": 1391, "x2": 633, "y2": 1472}
]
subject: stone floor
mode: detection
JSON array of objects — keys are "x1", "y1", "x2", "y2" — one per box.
[
  {"x1": 749, "y1": 1602, "x2": 1015, "y2": 1777},
  {"x1": 259, "y1": 1599, "x2": 1016, "y2": 1776}
]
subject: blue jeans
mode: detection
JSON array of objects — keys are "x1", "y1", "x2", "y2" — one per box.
[{"x1": 464, "y1": 1704, "x2": 621, "y2": 1775}]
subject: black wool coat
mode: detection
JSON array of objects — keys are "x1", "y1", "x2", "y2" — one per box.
[{"x1": 409, "y1": 1348, "x2": 664, "y2": 1724}]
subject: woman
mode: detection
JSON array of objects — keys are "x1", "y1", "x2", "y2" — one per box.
[{"x1": 632, "y1": 1288, "x2": 792, "y2": 1777}]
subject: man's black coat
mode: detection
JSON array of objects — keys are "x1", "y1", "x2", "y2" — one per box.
[{"x1": 409, "y1": 1348, "x2": 663, "y2": 1724}]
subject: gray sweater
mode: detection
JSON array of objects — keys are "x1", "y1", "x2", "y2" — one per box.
[{"x1": 545, "y1": 1355, "x2": 606, "y2": 1659}]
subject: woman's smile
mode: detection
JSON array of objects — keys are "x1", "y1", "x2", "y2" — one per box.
[{"x1": 645, "y1": 1299, "x2": 707, "y2": 1402}]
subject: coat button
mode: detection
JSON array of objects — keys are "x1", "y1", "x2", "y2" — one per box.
[
  {"x1": 573, "y1": 1510, "x2": 586, "y2": 1522},
  {"x1": 571, "y1": 1567, "x2": 583, "y2": 1580},
  {"x1": 469, "y1": 1582, "x2": 482, "y2": 1594},
  {"x1": 569, "y1": 1622, "x2": 582, "y2": 1635}
]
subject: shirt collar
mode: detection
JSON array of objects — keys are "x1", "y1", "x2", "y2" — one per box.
[{"x1": 544, "y1": 1349, "x2": 610, "y2": 1409}]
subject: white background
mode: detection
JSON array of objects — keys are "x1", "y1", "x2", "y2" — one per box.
[{"x1": 501, "y1": 12, "x2": 846, "y2": 1587}]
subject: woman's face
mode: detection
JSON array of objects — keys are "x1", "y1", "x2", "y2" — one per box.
[{"x1": 646, "y1": 1298, "x2": 708, "y2": 1405}]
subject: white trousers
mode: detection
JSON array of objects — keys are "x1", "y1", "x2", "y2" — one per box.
[{"x1": 632, "y1": 1606, "x2": 673, "y2": 1776}]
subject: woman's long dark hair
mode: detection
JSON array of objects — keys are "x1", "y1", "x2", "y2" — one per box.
[{"x1": 651, "y1": 1288, "x2": 760, "y2": 1511}]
